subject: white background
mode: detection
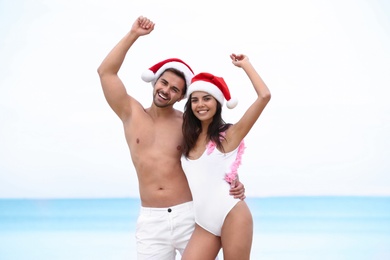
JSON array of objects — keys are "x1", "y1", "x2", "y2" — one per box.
[{"x1": 1, "y1": 0, "x2": 389, "y2": 198}]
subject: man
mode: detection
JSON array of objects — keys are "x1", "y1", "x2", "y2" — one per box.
[{"x1": 97, "y1": 16, "x2": 245, "y2": 259}]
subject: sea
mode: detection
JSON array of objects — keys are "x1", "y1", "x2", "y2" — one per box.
[{"x1": 0, "y1": 196, "x2": 389, "y2": 260}]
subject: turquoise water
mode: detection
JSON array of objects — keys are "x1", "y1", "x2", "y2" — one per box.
[{"x1": 0, "y1": 197, "x2": 389, "y2": 259}]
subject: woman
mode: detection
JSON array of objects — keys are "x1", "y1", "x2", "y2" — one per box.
[{"x1": 181, "y1": 53, "x2": 271, "y2": 260}]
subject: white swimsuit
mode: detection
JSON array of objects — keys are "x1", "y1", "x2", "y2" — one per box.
[{"x1": 181, "y1": 139, "x2": 245, "y2": 236}]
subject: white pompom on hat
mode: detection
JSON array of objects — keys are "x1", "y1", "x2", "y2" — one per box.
[
  {"x1": 187, "y1": 72, "x2": 238, "y2": 109},
  {"x1": 141, "y1": 58, "x2": 194, "y2": 88}
]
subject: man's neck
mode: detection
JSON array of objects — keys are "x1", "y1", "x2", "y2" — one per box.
[{"x1": 147, "y1": 103, "x2": 177, "y2": 119}]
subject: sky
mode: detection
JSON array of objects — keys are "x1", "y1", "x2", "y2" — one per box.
[{"x1": 0, "y1": 0, "x2": 389, "y2": 198}]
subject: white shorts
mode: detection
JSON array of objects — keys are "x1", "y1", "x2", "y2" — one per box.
[{"x1": 136, "y1": 201, "x2": 195, "y2": 260}]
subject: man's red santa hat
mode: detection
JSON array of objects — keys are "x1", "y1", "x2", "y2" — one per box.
[{"x1": 141, "y1": 58, "x2": 194, "y2": 88}]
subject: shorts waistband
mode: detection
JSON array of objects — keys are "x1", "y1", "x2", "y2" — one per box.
[{"x1": 140, "y1": 201, "x2": 193, "y2": 215}]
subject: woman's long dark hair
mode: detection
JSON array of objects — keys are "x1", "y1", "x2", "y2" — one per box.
[{"x1": 182, "y1": 95, "x2": 231, "y2": 157}]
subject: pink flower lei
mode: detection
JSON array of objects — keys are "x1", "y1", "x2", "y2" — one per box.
[
  {"x1": 224, "y1": 140, "x2": 246, "y2": 183},
  {"x1": 206, "y1": 133, "x2": 246, "y2": 184}
]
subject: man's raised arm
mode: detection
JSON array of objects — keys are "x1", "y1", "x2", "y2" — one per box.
[{"x1": 97, "y1": 16, "x2": 155, "y2": 119}]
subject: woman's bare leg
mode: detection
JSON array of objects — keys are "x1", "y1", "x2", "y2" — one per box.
[
  {"x1": 221, "y1": 201, "x2": 253, "y2": 260},
  {"x1": 182, "y1": 224, "x2": 221, "y2": 260}
]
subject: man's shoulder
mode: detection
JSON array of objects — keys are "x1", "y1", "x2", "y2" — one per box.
[
  {"x1": 174, "y1": 109, "x2": 184, "y2": 116},
  {"x1": 173, "y1": 109, "x2": 184, "y2": 121}
]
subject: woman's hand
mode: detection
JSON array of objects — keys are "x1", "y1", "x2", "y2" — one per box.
[{"x1": 230, "y1": 53, "x2": 249, "y2": 68}]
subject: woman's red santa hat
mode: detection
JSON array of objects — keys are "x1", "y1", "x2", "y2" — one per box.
[
  {"x1": 187, "y1": 72, "x2": 238, "y2": 109},
  {"x1": 141, "y1": 58, "x2": 194, "y2": 88}
]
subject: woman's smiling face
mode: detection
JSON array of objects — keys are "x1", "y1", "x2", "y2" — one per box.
[{"x1": 190, "y1": 91, "x2": 218, "y2": 122}]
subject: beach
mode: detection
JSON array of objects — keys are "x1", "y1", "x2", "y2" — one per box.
[{"x1": 1, "y1": 197, "x2": 389, "y2": 260}]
